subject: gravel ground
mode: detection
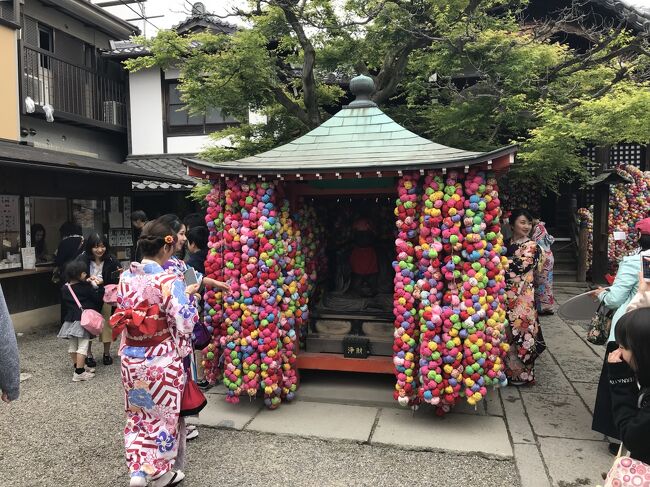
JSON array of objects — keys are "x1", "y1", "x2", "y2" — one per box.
[{"x1": 0, "y1": 324, "x2": 521, "y2": 487}]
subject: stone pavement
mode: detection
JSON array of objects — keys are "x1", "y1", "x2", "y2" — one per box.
[
  {"x1": 1, "y1": 283, "x2": 613, "y2": 487},
  {"x1": 194, "y1": 283, "x2": 614, "y2": 487}
]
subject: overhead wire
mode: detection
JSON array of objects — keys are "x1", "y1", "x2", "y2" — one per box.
[{"x1": 113, "y1": 0, "x2": 162, "y2": 33}]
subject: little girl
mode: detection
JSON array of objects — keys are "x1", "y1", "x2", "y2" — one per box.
[
  {"x1": 607, "y1": 306, "x2": 650, "y2": 465},
  {"x1": 57, "y1": 259, "x2": 104, "y2": 382}
]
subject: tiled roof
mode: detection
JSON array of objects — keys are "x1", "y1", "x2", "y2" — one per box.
[
  {"x1": 183, "y1": 86, "x2": 517, "y2": 176},
  {"x1": 0, "y1": 140, "x2": 185, "y2": 183},
  {"x1": 173, "y1": 15, "x2": 237, "y2": 35},
  {"x1": 125, "y1": 155, "x2": 197, "y2": 191},
  {"x1": 594, "y1": 0, "x2": 650, "y2": 32},
  {"x1": 103, "y1": 40, "x2": 150, "y2": 58}
]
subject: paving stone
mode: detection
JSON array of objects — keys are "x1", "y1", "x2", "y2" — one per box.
[
  {"x1": 501, "y1": 387, "x2": 535, "y2": 444},
  {"x1": 372, "y1": 407, "x2": 512, "y2": 458},
  {"x1": 574, "y1": 382, "x2": 598, "y2": 414},
  {"x1": 538, "y1": 437, "x2": 611, "y2": 487},
  {"x1": 450, "y1": 397, "x2": 487, "y2": 416},
  {"x1": 189, "y1": 396, "x2": 263, "y2": 430},
  {"x1": 204, "y1": 383, "x2": 228, "y2": 395},
  {"x1": 484, "y1": 388, "x2": 504, "y2": 417},
  {"x1": 247, "y1": 401, "x2": 378, "y2": 442},
  {"x1": 529, "y1": 353, "x2": 575, "y2": 395},
  {"x1": 556, "y1": 357, "x2": 603, "y2": 384},
  {"x1": 520, "y1": 392, "x2": 602, "y2": 440},
  {"x1": 296, "y1": 370, "x2": 396, "y2": 408},
  {"x1": 513, "y1": 443, "x2": 551, "y2": 487}
]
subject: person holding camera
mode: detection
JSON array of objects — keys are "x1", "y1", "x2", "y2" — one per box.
[{"x1": 591, "y1": 218, "x2": 650, "y2": 453}]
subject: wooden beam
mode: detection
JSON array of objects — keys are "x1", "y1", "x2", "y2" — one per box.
[
  {"x1": 291, "y1": 185, "x2": 396, "y2": 197},
  {"x1": 296, "y1": 352, "x2": 394, "y2": 374}
]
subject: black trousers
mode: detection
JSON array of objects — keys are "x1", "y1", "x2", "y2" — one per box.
[{"x1": 591, "y1": 341, "x2": 620, "y2": 440}]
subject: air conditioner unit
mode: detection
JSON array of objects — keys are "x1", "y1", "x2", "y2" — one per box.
[
  {"x1": 103, "y1": 101, "x2": 125, "y2": 125},
  {"x1": 25, "y1": 66, "x2": 52, "y2": 106}
]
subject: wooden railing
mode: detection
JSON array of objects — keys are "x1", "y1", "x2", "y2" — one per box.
[{"x1": 22, "y1": 45, "x2": 127, "y2": 130}]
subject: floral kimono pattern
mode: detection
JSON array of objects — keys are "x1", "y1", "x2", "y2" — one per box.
[
  {"x1": 505, "y1": 239, "x2": 544, "y2": 384},
  {"x1": 114, "y1": 261, "x2": 198, "y2": 483},
  {"x1": 532, "y1": 222, "x2": 555, "y2": 314}
]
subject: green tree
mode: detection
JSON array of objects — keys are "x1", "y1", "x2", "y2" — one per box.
[{"x1": 126, "y1": 0, "x2": 650, "y2": 197}]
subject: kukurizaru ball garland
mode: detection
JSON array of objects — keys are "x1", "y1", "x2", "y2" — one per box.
[
  {"x1": 393, "y1": 173, "x2": 421, "y2": 407},
  {"x1": 201, "y1": 178, "x2": 322, "y2": 409},
  {"x1": 395, "y1": 170, "x2": 508, "y2": 414},
  {"x1": 203, "y1": 171, "x2": 506, "y2": 413},
  {"x1": 578, "y1": 165, "x2": 650, "y2": 275}
]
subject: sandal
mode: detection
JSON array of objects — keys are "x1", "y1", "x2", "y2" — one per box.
[{"x1": 152, "y1": 471, "x2": 185, "y2": 487}]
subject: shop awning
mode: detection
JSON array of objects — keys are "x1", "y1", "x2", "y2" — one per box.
[
  {"x1": 125, "y1": 155, "x2": 197, "y2": 191},
  {"x1": 0, "y1": 141, "x2": 188, "y2": 184},
  {"x1": 184, "y1": 75, "x2": 517, "y2": 180}
]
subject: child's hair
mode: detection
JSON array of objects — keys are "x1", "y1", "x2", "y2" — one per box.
[
  {"x1": 183, "y1": 212, "x2": 206, "y2": 231},
  {"x1": 615, "y1": 308, "x2": 650, "y2": 387},
  {"x1": 64, "y1": 259, "x2": 88, "y2": 282},
  {"x1": 83, "y1": 233, "x2": 110, "y2": 260},
  {"x1": 138, "y1": 219, "x2": 177, "y2": 257},
  {"x1": 131, "y1": 210, "x2": 147, "y2": 223},
  {"x1": 187, "y1": 226, "x2": 208, "y2": 250}
]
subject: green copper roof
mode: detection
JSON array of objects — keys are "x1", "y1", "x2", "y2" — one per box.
[{"x1": 184, "y1": 75, "x2": 516, "y2": 176}]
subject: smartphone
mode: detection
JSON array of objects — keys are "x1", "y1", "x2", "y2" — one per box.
[
  {"x1": 184, "y1": 267, "x2": 199, "y2": 286},
  {"x1": 643, "y1": 256, "x2": 650, "y2": 281}
]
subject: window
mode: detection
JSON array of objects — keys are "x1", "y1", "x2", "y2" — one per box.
[
  {"x1": 38, "y1": 24, "x2": 53, "y2": 69},
  {"x1": 0, "y1": 195, "x2": 21, "y2": 271},
  {"x1": 0, "y1": 0, "x2": 18, "y2": 24},
  {"x1": 166, "y1": 82, "x2": 240, "y2": 135}
]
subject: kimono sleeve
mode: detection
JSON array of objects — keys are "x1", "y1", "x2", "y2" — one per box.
[{"x1": 161, "y1": 276, "x2": 199, "y2": 336}]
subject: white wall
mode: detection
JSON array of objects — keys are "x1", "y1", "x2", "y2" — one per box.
[
  {"x1": 129, "y1": 68, "x2": 165, "y2": 155},
  {"x1": 167, "y1": 135, "x2": 210, "y2": 154},
  {"x1": 21, "y1": 117, "x2": 125, "y2": 161}
]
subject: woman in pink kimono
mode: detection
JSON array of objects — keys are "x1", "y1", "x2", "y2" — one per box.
[
  {"x1": 532, "y1": 220, "x2": 555, "y2": 314},
  {"x1": 111, "y1": 219, "x2": 199, "y2": 487}
]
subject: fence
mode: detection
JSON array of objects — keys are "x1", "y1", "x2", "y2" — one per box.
[{"x1": 22, "y1": 45, "x2": 127, "y2": 129}]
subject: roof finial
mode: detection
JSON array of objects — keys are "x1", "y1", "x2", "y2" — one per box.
[
  {"x1": 346, "y1": 74, "x2": 377, "y2": 108},
  {"x1": 192, "y1": 2, "x2": 206, "y2": 16}
]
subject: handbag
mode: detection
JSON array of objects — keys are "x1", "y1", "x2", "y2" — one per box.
[
  {"x1": 103, "y1": 284, "x2": 119, "y2": 305},
  {"x1": 180, "y1": 376, "x2": 207, "y2": 417},
  {"x1": 601, "y1": 445, "x2": 650, "y2": 487},
  {"x1": 66, "y1": 283, "x2": 105, "y2": 336},
  {"x1": 192, "y1": 321, "x2": 212, "y2": 350},
  {"x1": 587, "y1": 302, "x2": 613, "y2": 345}
]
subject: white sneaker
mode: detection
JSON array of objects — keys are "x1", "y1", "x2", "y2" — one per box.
[
  {"x1": 152, "y1": 470, "x2": 185, "y2": 487},
  {"x1": 72, "y1": 371, "x2": 95, "y2": 382},
  {"x1": 85, "y1": 367, "x2": 96, "y2": 374},
  {"x1": 129, "y1": 476, "x2": 147, "y2": 487},
  {"x1": 186, "y1": 426, "x2": 199, "y2": 440}
]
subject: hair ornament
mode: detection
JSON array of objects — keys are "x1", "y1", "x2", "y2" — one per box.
[{"x1": 164, "y1": 235, "x2": 174, "y2": 244}]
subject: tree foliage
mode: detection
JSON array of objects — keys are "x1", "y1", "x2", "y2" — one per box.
[{"x1": 125, "y1": 0, "x2": 650, "y2": 196}]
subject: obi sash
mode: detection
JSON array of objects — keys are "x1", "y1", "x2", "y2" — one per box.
[{"x1": 110, "y1": 303, "x2": 171, "y2": 347}]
